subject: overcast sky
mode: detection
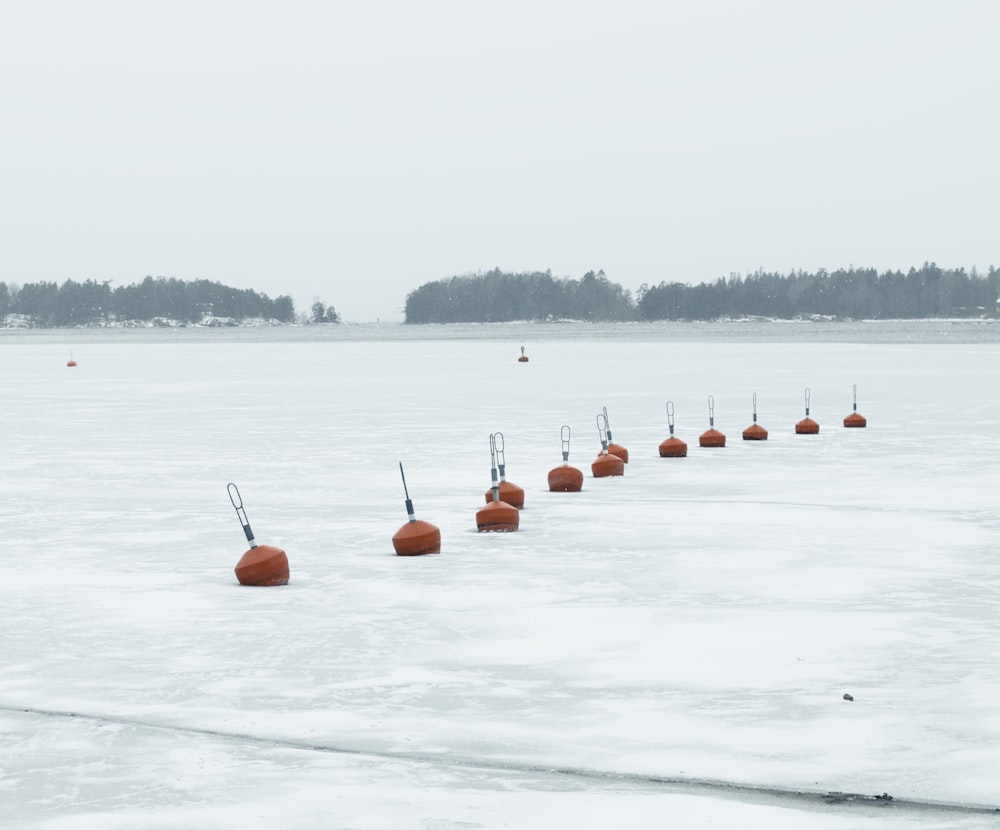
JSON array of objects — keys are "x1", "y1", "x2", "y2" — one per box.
[{"x1": 2, "y1": 1, "x2": 997, "y2": 322}]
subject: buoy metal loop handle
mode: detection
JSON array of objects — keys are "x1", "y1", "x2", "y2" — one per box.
[
  {"x1": 603, "y1": 406, "x2": 614, "y2": 443},
  {"x1": 227, "y1": 482, "x2": 257, "y2": 549},
  {"x1": 561, "y1": 425, "x2": 571, "y2": 462},
  {"x1": 853, "y1": 383, "x2": 859, "y2": 412},
  {"x1": 666, "y1": 401, "x2": 676, "y2": 436},
  {"x1": 494, "y1": 431, "x2": 507, "y2": 480},
  {"x1": 596, "y1": 413, "x2": 609, "y2": 453},
  {"x1": 707, "y1": 395, "x2": 715, "y2": 427},
  {"x1": 488, "y1": 434, "x2": 501, "y2": 502},
  {"x1": 752, "y1": 392, "x2": 758, "y2": 423},
  {"x1": 804, "y1": 387, "x2": 811, "y2": 417}
]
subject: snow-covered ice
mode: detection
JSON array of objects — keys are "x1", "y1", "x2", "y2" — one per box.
[{"x1": 2, "y1": 322, "x2": 1000, "y2": 828}]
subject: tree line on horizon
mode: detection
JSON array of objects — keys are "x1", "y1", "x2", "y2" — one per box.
[
  {"x1": 0, "y1": 276, "x2": 308, "y2": 326},
  {"x1": 404, "y1": 264, "x2": 1000, "y2": 323}
]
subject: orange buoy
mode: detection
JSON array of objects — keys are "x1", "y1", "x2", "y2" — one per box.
[
  {"x1": 518, "y1": 345, "x2": 529, "y2": 363},
  {"x1": 392, "y1": 463, "x2": 441, "y2": 556},
  {"x1": 602, "y1": 407, "x2": 629, "y2": 463},
  {"x1": 549, "y1": 425, "x2": 584, "y2": 491},
  {"x1": 393, "y1": 520, "x2": 441, "y2": 555},
  {"x1": 66, "y1": 359, "x2": 77, "y2": 367},
  {"x1": 591, "y1": 451, "x2": 625, "y2": 477},
  {"x1": 742, "y1": 392, "x2": 769, "y2": 440},
  {"x1": 227, "y1": 483, "x2": 289, "y2": 586},
  {"x1": 593, "y1": 411, "x2": 625, "y2": 477},
  {"x1": 795, "y1": 387, "x2": 819, "y2": 434},
  {"x1": 699, "y1": 395, "x2": 726, "y2": 447},
  {"x1": 482, "y1": 432, "x2": 524, "y2": 508},
  {"x1": 844, "y1": 384, "x2": 867, "y2": 428},
  {"x1": 234, "y1": 544, "x2": 290, "y2": 586},
  {"x1": 659, "y1": 401, "x2": 688, "y2": 457},
  {"x1": 478, "y1": 434, "x2": 520, "y2": 531},
  {"x1": 476, "y1": 497, "x2": 520, "y2": 531}
]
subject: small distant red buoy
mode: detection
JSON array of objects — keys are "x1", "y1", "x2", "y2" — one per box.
[
  {"x1": 844, "y1": 384, "x2": 867, "y2": 428},
  {"x1": 67, "y1": 359, "x2": 77, "y2": 367},
  {"x1": 482, "y1": 432, "x2": 524, "y2": 508},
  {"x1": 234, "y1": 544, "x2": 290, "y2": 586},
  {"x1": 392, "y1": 463, "x2": 441, "y2": 556},
  {"x1": 659, "y1": 401, "x2": 688, "y2": 457},
  {"x1": 518, "y1": 345, "x2": 529, "y2": 363},
  {"x1": 795, "y1": 387, "x2": 820, "y2": 434},
  {"x1": 602, "y1": 407, "x2": 629, "y2": 463},
  {"x1": 227, "y1": 483, "x2": 289, "y2": 586},
  {"x1": 699, "y1": 395, "x2": 726, "y2": 447},
  {"x1": 742, "y1": 393, "x2": 768, "y2": 440}
]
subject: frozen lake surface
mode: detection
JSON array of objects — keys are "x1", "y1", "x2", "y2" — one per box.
[{"x1": 2, "y1": 321, "x2": 1000, "y2": 828}]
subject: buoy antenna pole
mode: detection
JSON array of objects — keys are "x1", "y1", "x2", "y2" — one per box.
[
  {"x1": 227, "y1": 482, "x2": 257, "y2": 549},
  {"x1": 852, "y1": 383, "x2": 859, "y2": 412},
  {"x1": 596, "y1": 413, "x2": 609, "y2": 454},
  {"x1": 494, "y1": 431, "x2": 508, "y2": 481},
  {"x1": 489, "y1": 433, "x2": 501, "y2": 502},
  {"x1": 560, "y1": 424, "x2": 571, "y2": 462},
  {"x1": 603, "y1": 406, "x2": 614, "y2": 443},
  {"x1": 804, "y1": 387, "x2": 811, "y2": 417},
  {"x1": 666, "y1": 401, "x2": 676, "y2": 437},
  {"x1": 752, "y1": 392, "x2": 758, "y2": 424},
  {"x1": 707, "y1": 395, "x2": 715, "y2": 427},
  {"x1": 399, "y1": 462, "x2": 416, "y2": 522}
]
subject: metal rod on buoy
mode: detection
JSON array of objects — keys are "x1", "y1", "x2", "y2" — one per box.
[
  {"x1": 852, "y1": 384, "x2": 858, "y2": 412},
  {"x1": 804, "y1": 387, "x2": 811, "y2": 417},
  {"x1": 495, "y1": 432, "x2": 508, "y2": 482},
  {"x1": 561, "y1": 424, "x2": 571, "y2": 462},
  {"x1": 603, "y1": 407, "x2": 615, "y2": 446},
  {"x1": 399, "y1": 462, "x2": 416, "y2": 522},
  {"x1": 753, "y1": 392, "x2": 758, "y2": 424},
  {"x1": 597, "y1": 412, "x2": 610, "y2": 454},
  {"x1": 227, "y1": 482, "x2": 257, "y2": 549},
  {"x1": 667, "y1": 401, "x2": 676, "y2": 437},
  {"x1": 708, "y1": 395, "x2": 715, "y2": 427},
  {"x1": 489, "y1": 433, "x2": 501, "y2": 502}
]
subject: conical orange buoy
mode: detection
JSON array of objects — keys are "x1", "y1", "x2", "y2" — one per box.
[
  {"x1": 742, "y1": 392, "x2": 768, "y2": 440},
  {"x1": 227, "y1": 483, "x2": 289, "y2": 586},
  {"x1": 234, "y1": 544, "x2": 290, "y2": 586},
  {"x1": 659, "y1": 401, "x2": 688, "y2": 457},
  {"x1": 482, "y1": 432, "x2": 524, "y2": 508},
  {"x1": 602, "y1": 407, "x2": 629, "y2": 463},
  {"x1": 592, "y1": 452, "x2": 624, "y2": 477},
  {"x1": 476, "y1": 498, "x2": 520, "y2": 531},
  {"x1": 699, "y1": 395, "x2": 726, "y2": 447},
  {"x1": 592, "y1": 411, "x2": 625, "y2": 477},
  {"x1": 844, "y1": 384, "x2": 867, "y2": 428},
  {"x1": 795, "y1": 387, "x2": 819, "y2": 434},
  {"x1": 549, "y1": 425, "x2": 584, "y2": 491},
  {"x1": 477, "y1": 434, "x2": 519, "y2": 531},
  {"x1": 392, "y1": 463, "x2": 441, "y2": 556},
  {"x1": 518, "y1": 345, "x2": 529, "y2": 363}
]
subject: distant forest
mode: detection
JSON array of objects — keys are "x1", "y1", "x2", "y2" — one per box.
[
  {"x1": 405, "y1": 264, "x2": 1000, "y2": 323},
  {"x1": 0, "y1": 276, "x2": 329, "y2": 326}
]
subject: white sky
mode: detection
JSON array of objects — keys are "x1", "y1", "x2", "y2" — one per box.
[{"x1": 2, "y1": 1, "x2": 998, "y2": 322}]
